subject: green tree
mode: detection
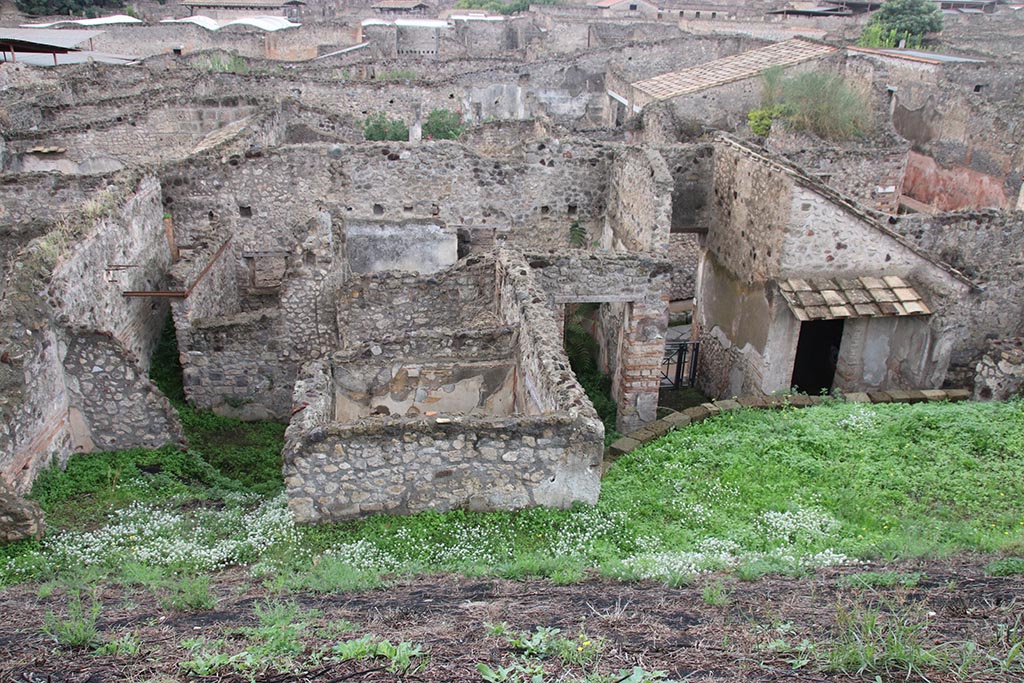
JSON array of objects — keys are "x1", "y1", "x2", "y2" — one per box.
[
  {"x1": 15, "y1": 0, "x2": 122, "y2": 16},
  {"x1": 421, "y1": 109, "x2": 465, "y2": 140},
  {"x1": 861, "y1": 0, "x2": 943, "y2": 45},
  {"x1": 362, "y1": 113, "x2": 408, "y2": 142}
]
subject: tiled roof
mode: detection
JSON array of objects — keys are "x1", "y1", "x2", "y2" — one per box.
[
  {"x1": 777, "y1": 275, "x2": 932, "y2": 321},
  {"x1": 631, "y1": 38, "x2": 837, "y2": 102}
]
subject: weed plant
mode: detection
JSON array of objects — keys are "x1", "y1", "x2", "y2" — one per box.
[{"x1": 42, "y1": 589, "x2": 102, "y2": 649}]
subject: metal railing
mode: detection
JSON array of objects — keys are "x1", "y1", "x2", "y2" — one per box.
[{"x1": 661, "y1": 340, "x2": 699, "y2": 389}]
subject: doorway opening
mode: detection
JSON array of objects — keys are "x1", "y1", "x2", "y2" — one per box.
[{"x1": 790, "y1": 319, "x2": 844, "y2": 395}]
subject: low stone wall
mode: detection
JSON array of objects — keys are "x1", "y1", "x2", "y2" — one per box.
[
  {"x1": 0, "y1": 478, "x2": 44, "y2": 544},
  {"x1": 974, "y1": 339, "x2": 1024, "y2": 401},
  {"x1": 283, "y1": 361, "x2": 603, "y2": 522}
]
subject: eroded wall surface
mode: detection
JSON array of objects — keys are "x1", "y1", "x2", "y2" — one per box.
[{"x1": 0, "y1": 175, "x2": 183, "y2": 492}]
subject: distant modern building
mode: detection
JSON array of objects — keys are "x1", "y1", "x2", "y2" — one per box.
[
  {"x1": 180, "y1": 0, "x2": 305, "y2": 21},
  {"x1": 371, "y1": 0, "x2": 431, "y2": 15}
]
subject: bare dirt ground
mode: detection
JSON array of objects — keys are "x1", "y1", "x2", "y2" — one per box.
[{"x1": 1, "y1": 555, "x2": 1022, "y2": 683}]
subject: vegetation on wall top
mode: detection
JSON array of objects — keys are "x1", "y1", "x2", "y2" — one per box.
[
  {"x1": 362, "y1": 113, "x2": 409, "y2": 142},
  {"x1": 454, "y1": 0, "x2": 558, "y2": 15},
  {"x1": 422, "y1": 109, "x2": 466, "y2": 140},
  {"x1": 747, "y1": 67, "x2": 872, "y2": 140}
]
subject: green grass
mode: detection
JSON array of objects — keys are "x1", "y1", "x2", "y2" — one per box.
[
  {"x1": 3, "y1": 400, "x2": 1022, "y2": 588},
  {"x1": 150, "y1": 315, "x2": 286, "y2": 496}
]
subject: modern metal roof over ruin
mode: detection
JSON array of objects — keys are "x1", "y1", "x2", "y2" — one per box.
[
  {"x1": 777, "y1": 276, "x2": 931, "y2": 321},
  {"x1": 847, "y1": 46, "x2": 985, "y2": 64},
  {"x1": 0, "y1": 28, "x2": 104, "y2": 52},
  {"x1": 630, "y1": 38, "x2": 838, "y2": 102}
]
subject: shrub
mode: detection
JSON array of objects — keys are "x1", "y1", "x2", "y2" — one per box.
[
  {"x1": 363, "y1": 113, "x2": 409, "y2": 142},
  {"x1": 858, "y1": 24, "x2": 924, "y2": 49},
  {"x1": 747, "y1": 104, "x2": 788, "y2": 137},
  {"x1": 422, "y1": 108, "x2": 466, "y2": 140},
  {"x1": 748, "y1": 70, "x2": 871, "y2": 140},
  {"x1": 781, "y1": 71, "x2": 872, "y2": 139}
]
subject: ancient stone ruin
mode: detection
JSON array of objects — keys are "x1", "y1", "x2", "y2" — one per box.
[{"x1": 2, "y1": 2, "x2": 1023, "y2": 535}]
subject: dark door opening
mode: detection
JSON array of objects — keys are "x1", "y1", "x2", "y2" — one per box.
[{"x1": 790, "y1": 319, "x2": 844, "y2": 395}]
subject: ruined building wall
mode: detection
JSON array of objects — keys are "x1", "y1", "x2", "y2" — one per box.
[
  {"x1": 0, "y1": 176, "x2": 183, "y2": 492},
  {"x1": 526, "y1": 252, "x2": 671, "y2": 433},
  {"x1": 890, "y1": 210, "x2": 1024, "y2": 386},
  {"x1": 695, "y1": 138, "x2": 975, "y2": 398},
  {"x1": 170, "y1": 236, "x2": 296, "y2": 421},
  {"x1": 842, "y1": 53, "x2": 1024, "y2": 211},
  {"x1": 602, "y1": 146, "x2": 673, "y2": 254},
  {"x1": 4, "y1": 99, "x2": 266, "y2": 175},
  {"x1": 766, "y1": 128, "x2": 910, "y2": 214},
  {"x1": 282, "y1": 251, "x2": 603, "y2": 522},
  {"x1": 87, "y1": 23, "x2": 359, "y2": 61},
  {"x1": 164, "y1": 142, "x2": 610, "y2": 256},
  {"x1": 335, "y1": 257, "x2": 498, "y2": 351},
  {"x1": 661, "y1": 143, "x2": 714, "y2": 300}
]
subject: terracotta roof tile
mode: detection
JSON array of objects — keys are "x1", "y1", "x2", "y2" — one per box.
[
  {"x1": 776, "y1": 276, "x2": 932, "y2": 321},
  {"x1": 631, "y1": 38, "x2": 837, "y2": 102}
]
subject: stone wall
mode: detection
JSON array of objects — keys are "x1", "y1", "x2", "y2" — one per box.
[
  {"x1": 974, "y1": 339, "x2": 1024, "y2": 401},
  {"x1": 336, "y1": 255, "x2": 498, "y2": 350},
  {"x1": 87, "y1": 22, "x2": 359, "y2": 61},
  {"x1": 496, "y1": 251, "x2": 602, "y2": 419},
  {"x1": 890, "y1": 210, "x2": 1024, "y2": 385},
  {"x1": 695, "y1": 137, "x2": 977, "y2": 399},
  {"x1": 1, "y1": 176, "x2": 183, "y2": 492},
  {"x1": 603, "y1": 146, "x2": 673, "y2": 253},
  {"x1": 4, "y1": 99, "x2": 266, "y2": 175},
  {"x1": 525, "y1": 251, "x2": 671, "y2": 432},
  {"x1": 62, "y1": 331, "x2": 183, "y2": 453},
  {"x1": 766, "y1": 128, "x2": 909, "y2": 214},
  {"x1": 284, "y1": 365, "x2": 603, "y2": 522},
  {"x1": 842, "y1": 52, "x2": 1024, "y2": 211},
  {"x1": 282, "y1": 249, "x2": 604, "y2": 522},
  {"x1": 707, "y1": 137, "x2": 791, "y2": 283},
  {"x1": 162, "y1": 141, "x2": 611, "y2": 257}
]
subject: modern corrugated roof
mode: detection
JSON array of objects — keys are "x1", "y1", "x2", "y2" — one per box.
[
  {"x1": 848, "y1": 46, "x2": 984, "y2": 64},
  {"x1": 161, "y1": 15, "x2": 299, "y2": 30},
  {"x1": 631, "y1": 38, "x2": 837, "y2": 102},
  {"x1": 0, "y1": 28, "x2": 104, "y2": 50},
  {"x1": 777, "y1": 276, "x2": 931, "y2": 321},
  {"x1": 0, "y1": 50, "x2": 137, "y2": 65},
  {"x1": 180, "y1": 0, "x2": 296, "y2": 6}
]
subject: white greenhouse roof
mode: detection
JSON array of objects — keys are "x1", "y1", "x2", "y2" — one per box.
[
  {"x1": 22, "y1": 15, "x2": 143, "y2": 28},
  {"x1": 160, "y1": 15, "x2": 299, "y2": 30}
]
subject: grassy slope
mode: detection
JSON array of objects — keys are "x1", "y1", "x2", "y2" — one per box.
[{"x1": 3, "y1": 398, "x2": 1022, "y2": 587}]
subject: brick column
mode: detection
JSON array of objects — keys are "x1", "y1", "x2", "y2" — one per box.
[{"x1": 614, "y1": 296, "x2": 668, "y2": 433}]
